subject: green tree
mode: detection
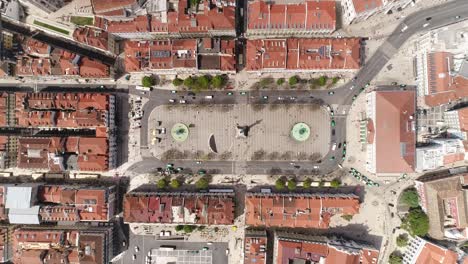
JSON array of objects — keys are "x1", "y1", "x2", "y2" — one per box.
[
  {"x1": 184, "y1": 76, "x2": 194, "y2": 87},
  {"x1": 396, "y1": 234, "x2": 408, "y2": 247},
  {"x1": 318, "y1": 180, "x2": 325, "y2": 187},
  {"x1": 157, "y1": 179, "x2": 167, "y2": 189},
  {"x1": 275, "y1": 178, "x2": 285, "y2": 190},
  {"x1": 173, "y1": 78, "x2": 183, "y2": 86},
  {"x1": 287, "y1": 179, "x2": 297, "y2": 191},
  {"x1": 341, "y1": 215, "x2": 353, "y2": 221},
  {"x1": 289, "y1": 76, "x2": 299, "y2": 86},
  {"x1": 195, "y1": 177, "x2": 209, "y2": 189},
  {"x1": 317, "y1": 76, "x2": 328, "y2": 86},
  {"x1": 183, "y1": 225, "x2": 195, "y2": 233},
  {"x1": 196, "y1": 75, "x2": 210, "y2": 90},
  {"x1": 276, "y1": 78, "x2": 285, "y2": 85},
  {"x1": 401, "y1": 188, "x2": 420, "y2": 208},
  {"x1": 259, "y1": 77, "x2": 273, "y2": 87},
  {"x1": 332, "y1": 77, "x2": 340, "y2": 84},
  {"x1": 211, "y1": 75, "x2": 225, "y2": 88},
  {"x1": 303, "y1": 178, "x2": 312, "y2": 189},
  {"x1": 389, "y1": 252, "x2": 403, "y2": 264},
  {"x1": 402, "y1": 207, "x2": 429, "y2": 236},
  {"x1": 175, "y1": 225, "x2": 184, "y2": 231},
  {"x1": 330, "y1": 179, "x2": 341, "y2": 188},
  {"x1": 142, "y1": 76, "x2": 155, "y2": 87},
  {"x1": 170, "y1": 179, "x2": 181, "y2": 189}
]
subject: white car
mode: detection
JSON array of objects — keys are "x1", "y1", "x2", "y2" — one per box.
[
  {"x1": 132, "y1": 254, "x2": 137, "y2": 261},
  {"x1": 350, "y1": 85, "x2": 355, "y2": 90},
  {"x1": 331, "y1": 143, "x2": 337, "y2": 151},
  {"x1": 135, "y1": 246, "x2": 140, "y2": 253},
  {"x1": 313, "y1": 165, "x2": 319, "y2": 169},
  {"x1": 423, "y1": 23, "x2": 429, "y2": 28}
]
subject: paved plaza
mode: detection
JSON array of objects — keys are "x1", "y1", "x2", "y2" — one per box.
[{"x1": 149, "y1": 104, "x2": 330, "y2": 161}]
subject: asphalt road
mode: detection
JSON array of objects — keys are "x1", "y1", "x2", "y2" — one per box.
[{"x1": 129, "y1": 0, "x2": 468, "y2": 176}]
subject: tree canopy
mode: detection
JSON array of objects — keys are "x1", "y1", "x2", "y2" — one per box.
[
  {"x1": 172, "y1": 78, "x2": 183, "y2": 86},
  {"x1": 396, "y1": 234, "x2": 408, "y2": 247},
  {"x1": 330, "y1": 179, "x2": 341, "y2": 188},
  {"x1": 402, "y1": 207, "x2": 429, "y2": 236},
  {"x1": 389, "y1": 252, "x2": 403, "y2": 264},
  {"x1": 287, "y1": 179, "x2": 297, "y2": 191},
  {"x1": 195, "y1": 177, "x2": 209, "y2": 189},
  {"x1": 170, "y1": 179, "x2": 181, "y2": 189},
  {"x1": 275, "y1": 178, "x2": 285, "y2": 190},
  {"x1": 142, "y1": 76, "x2": 155, "y2": 87},
  {"x1": 211, "y1": 75, "x2": 225, "y2": 88},
  {"x1": 401, "y1": 188, "x2": 420, "y2": 208},
  {"x1": 289, "y1": 76, "x2": 299, "y2": 86},
  {"x1": 157, "y1": 179, "x2": 167, "y2": 189},
  {"x1": 303, "y1": 178, "x2": 312, "y2": 189}
]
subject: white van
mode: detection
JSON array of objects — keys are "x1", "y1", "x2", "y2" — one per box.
[{"x1": 205, "y1": 95, "x2": 213, "y2": 99}]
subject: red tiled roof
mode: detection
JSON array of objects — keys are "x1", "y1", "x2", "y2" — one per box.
[
  {"x1": 106, "y1": 15, "x2": 151, "y2": 33},
  {"x1": 0, "y1": 93, "x2": 8, "y2": 127},
  {"x1": 92, "y1": 0, "x2": 136, "y2": 13},
  {"x1": 443, "y1": 153, "x2": 465, "y2": 165},
  {"x1": 73, "y1": 27, "x2": 109, "y2": 51},
  {"x1": 172, "y1": 39, "x2": 197, "y2": 68},
  {"x1": 15, "y1": 92, "x2": 111, "y2": 129},
  {"x1": 24, "y1": 39, "x2": 49, "y2": 55},
  {"x1": 244, "y1": 235, "x2": 267, "y2": 264},
  {"x1": 17, "y1": 136, "x2": 110, "y2": 172},
  {"x1": 370, "y1": 90, "x2": 416, "y2": 173},
  {"x1": 457, "y1": 108, "x2": 468, "y2": 132},
  {"x1": 248, "y1": 0, "x2": 336, "y2": 32},
  {"x1": 276, "y1": 237, "x2": 379, "y2": 264},
  {"x1": 245, "y1": 193, "x2": 360, "y2": 228},
  {"x1": 37, "y1": 185, "x2": 113, "y2": 222},
  {"x1": 351, "y1": 0, "x2": 383, "y2": 14},
  {"x1": 79, "y1": 57, "x2": 109, "y2": 78},
  {"x1": 12, "y1": 228, "x2": 107, "y2": 264},
  {"x1": 220, "y1": 40, "x2": 236, "y2": 71},
  {"x1": 246, "y1": 38, "x2": 361, "y2": 71},
  {"x1": 124, "y1": 193, "x2": 235, "y2": 225},
  {"x1": 423, "y1": 52, "x2": 468, "y2": 106},
  {"x1": 124, "y1": 39, "x2": 202, "y2": 71},
  {"x1": 414, "y1": 242, "x2": 458, "y2": 264},
  {"x1": 16, "y1": 57, "x2": 51, "y2": 76},
  {"x1": 99, "y1": 0, "x2": 236, "y2": 35}
]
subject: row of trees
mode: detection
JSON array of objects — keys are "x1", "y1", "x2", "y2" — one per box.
[
  {"x1": 156, "y1": 176, "x2": 210, "y2": 190},
  {"x1": 251, "y1": 150, "x2": 322, "y2": 162},
  {"x1": 253, "y1": 76, "x2": 340, "y2": 90},
  {"x1": 400, "y1": 188, "x2": 429, "y2": 237},
  {"x1": 161, "y1": 149, "x2": 232, "y2": 161},
  {"x1": 173, "y1": 75, "x2": 227, "y2": 91},
  {"x1": 274, "y1": 178, "x2": 340, "y2": 191}
]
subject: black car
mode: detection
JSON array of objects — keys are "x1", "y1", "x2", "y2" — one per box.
[
  {"x1": 332, "y1": 129, "x2": 336, "y2": 136},
  {"x1": 188, "y1": 92, "x2": 196, "y2": 96},
  {"x1": 426, "y1": 17, "x2": 432, "y2": 21},
  {"x1": 338, "y1": 143, "x2": 342, "y2": 148},
  {"x1": 388, "y1": 203, "x2": 395, "y2": 207}
]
